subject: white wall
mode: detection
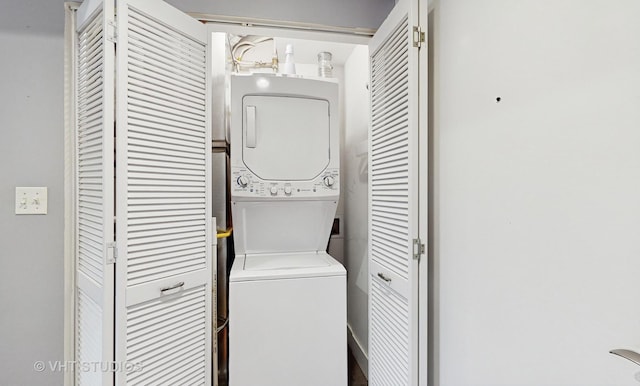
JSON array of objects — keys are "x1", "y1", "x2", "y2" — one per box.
[
  {"x1": 432, "y1": 1, "x2": 640, "y2": 385},
  {"x1": 343, "y1": 45, "x2": 371, "y2": 373},
  {"x1": 0, "y1": 24, "x2": 65, "y2": 386}
]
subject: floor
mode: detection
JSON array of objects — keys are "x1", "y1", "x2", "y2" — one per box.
[{"x1": 348, "y1": 349, "x2": 368, "y2": 386}]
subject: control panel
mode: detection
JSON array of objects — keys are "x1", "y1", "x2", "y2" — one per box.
[{"x1": 232, "y1": 167, "x2": 339, "y2": 199}]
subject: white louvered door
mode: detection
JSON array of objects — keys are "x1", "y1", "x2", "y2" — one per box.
[
  {"x1": 114, "y1": 0, "x2": 211, "y2": 384},
  {"x1": 368, "y1": 0, "x2": 427, "y2": 384},
  {"x1": 75, "y1": 0, "x2": 116, "y2": 384}
]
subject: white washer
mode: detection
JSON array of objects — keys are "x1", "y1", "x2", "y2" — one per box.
[{"x1": 228, "y1": 74, "x2": 346, "y2": 386}]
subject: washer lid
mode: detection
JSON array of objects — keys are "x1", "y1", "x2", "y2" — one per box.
[
  {"x1": 242, "y1": 95, "x2": 331, "y2": 181},
  {"x1": 230, "y1": 252, "x2": 346, "y2": 282}
]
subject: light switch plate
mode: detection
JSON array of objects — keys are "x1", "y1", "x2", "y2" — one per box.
[{"x1": 15, "y1": 187, "x2": 48, "y2": 215}]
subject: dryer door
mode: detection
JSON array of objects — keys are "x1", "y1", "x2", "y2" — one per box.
[{"x1": 242, "y1": 95, "x2": 330, "y2": 181}]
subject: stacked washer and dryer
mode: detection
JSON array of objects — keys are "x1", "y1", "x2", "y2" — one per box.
[{"x1": 228, "y1": 74, "x2": 347, "y2": 386}]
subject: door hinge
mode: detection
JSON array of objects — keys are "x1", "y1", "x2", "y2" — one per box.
[
  {"x1": 413, "y1": 238, "x2": 425, "y2": 261},
  {"x1": 106, "y1": 242, "x2": 117, "y2": 264},
  {"x1": 413, "y1": 26, "x2": 425, "y2": 48},
  {"x1": 106, "y1": 19, "x2": 117, "y2": 43}
]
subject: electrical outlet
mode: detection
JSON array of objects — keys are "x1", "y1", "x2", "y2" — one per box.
[{"x1": 15, "y1": 187, "x2": 48, "y2": 215}]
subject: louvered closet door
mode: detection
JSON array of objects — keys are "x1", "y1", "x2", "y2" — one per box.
[
  {"x1": 368, "y1": 0, "x2": 426, "y2": 384},
  {"x1": 75, "y1": 0, "x2": 116, "y2": 385},
  {"x1": 114, "y1": 0, "x2": 211, "y2": 384}
]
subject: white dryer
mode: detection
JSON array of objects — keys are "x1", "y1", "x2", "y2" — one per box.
[{"x1": 228, "y1": 74, "x2": 346, "y2": 386}]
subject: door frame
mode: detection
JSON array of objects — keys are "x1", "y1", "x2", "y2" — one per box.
[
  {"x1": 63, "y1": 3, "x2": 80, "y2": 386},
  {"x1": 417, "y1": 2, "x2": 430, "y2": 385},
  {"x1": 64, "y1": 6, "x2": 410, "y2": 386}
]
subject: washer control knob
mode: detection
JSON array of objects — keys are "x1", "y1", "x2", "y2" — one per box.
[
  {"x1": 270, "y1": 186, "x2": 278, "y2": 196},
  {"x1": 284, "y1": 185, "x2": 292, "y2": 195},
  {"x1": 323, "y1": 176, "x2": 335, "y2": 187},
  {"x1": 237, "y1": 175, "x2": 249, "y2": 187}
]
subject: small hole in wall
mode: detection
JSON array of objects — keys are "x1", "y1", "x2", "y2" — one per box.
[{"x1": 496, "y1": 97, "x2": 501, "y2": 103}]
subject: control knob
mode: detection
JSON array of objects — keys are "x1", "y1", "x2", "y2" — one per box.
[
  {"x1": 237, "y1": 175, "x2": 249, "y2": 187},
  {"x1": 284, "y1": 185, "x2": 292, "y2": 195},
  {"x1": 270, "y1": 186, "x2": 278, "y2": 196},
  {"x1": 323, "y1": 176, "x2": 335, "y2": 187}
]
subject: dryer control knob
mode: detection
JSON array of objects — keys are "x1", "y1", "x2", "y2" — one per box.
[
  {"x1": 270, "y1": 186, "x2": 278, "y2": 195},
  {"x1": 237, "y1": 176, "x2": 249, "y2": 187},
  {"x1": 323, "y1": 176, "x2": 335, "y2": 187},
  {"x1": 284, "y1": 185, "x2": 292, "y2": 195}
]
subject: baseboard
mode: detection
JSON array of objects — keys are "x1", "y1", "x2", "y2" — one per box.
[{"x1": 347, "y1": 323, "x2": 368, "y2": 379}]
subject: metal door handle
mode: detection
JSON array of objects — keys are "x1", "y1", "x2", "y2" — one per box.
[
  {"x1": 377, "y1": 273, "x2": 391, "y2": 283},
  {"x1": 246, "y1": 105, "x2": 256, "y2": 148},
  {"x1": 610, "y1": 349, "x2": 640, "y2": 367},
  {"x1": 160, "y1": 281, "x2": 184, "y2": 294}
]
